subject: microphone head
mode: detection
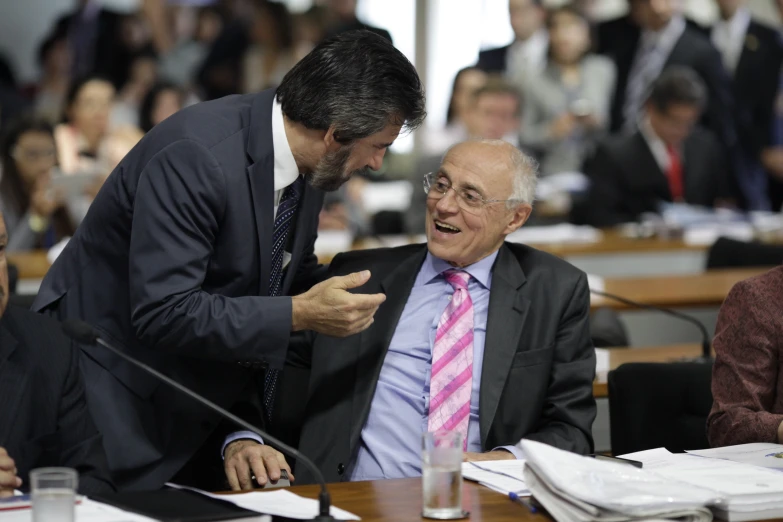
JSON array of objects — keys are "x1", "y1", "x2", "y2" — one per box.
[{"x1": 61, "y1": 319, "x2": 99, "y2": 345}]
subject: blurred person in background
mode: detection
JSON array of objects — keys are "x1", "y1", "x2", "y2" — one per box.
[
  {"x1": 324, "y1": 0, "x2": 392, "y2": 42},
  {"x1": 55, "y1": 76, "x2": 116, "y2": 174},
  {"x1": 477, "y1": 0, "x2": 548, "y2": 80},
  {"x1": 0, "y1": 116, "x2": 74, "y2": 251},
  {"x1": 242, "y1": 1, "x2": 297, "y2": 93},
  {"x1": 32, "y1": 32, "x2": 73, "y2": 126},
  {"x1": 112, "y1": 51, "x2": 159, "y2": 128},
  {"x1": 158, "y1": 4, "x2": 223, "y2": 89},
  {"x1": 519, "y1": 4, "x2": 615, "y2": 177},
  {"x1": 422, "y1": 67, "x2": 488, "y2": 155},
  {"x1": 579, "y1": 66, "x2": 731, "y2": 227},
  {"x1": 140, "y1": 82, "x2": 186, "y2": 133},
  {"x1": 711, "y1": 0, "x2": 783, "y2": 211},
  {"x1": 293, "y1": 5, "x2": 329, "y2": 61}
]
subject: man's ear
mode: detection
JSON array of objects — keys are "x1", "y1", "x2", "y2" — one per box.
[
  {"x1": 503, "y1": 203, "x2": 533, "y2": 235},
  {"x1": 323, "y1": 125, "x2": 340, "y2": 152}
]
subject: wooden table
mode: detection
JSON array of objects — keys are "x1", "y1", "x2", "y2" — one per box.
[
  {"x1": 286, "y1": 477, "x2": 547, "y2": 521},
  {"x1": 592, "y1": 267, "x2": 772, "y2": 311},
  {"x1": 8, "y1": 250, "x2": 50, "y2": 280},
  {"x1": 592, "y1": 343, "x2": 704, "y2": 398},
  {"x1": 283, "y1": 476, "x2": 783, "y2": 522}
]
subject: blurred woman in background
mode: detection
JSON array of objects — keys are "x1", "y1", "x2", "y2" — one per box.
[
  {"x1": 55, "y1": 76, "x2": 116, "y2": 174},
  {"x1": 0, "y1": 116, "x2": 74, "y2": 251},
  {"x1": 140, "y1": 82, "x2": 185, "y2": 133},
  {"x1": 242, "y1": 1, "x2": 296, "y2": 92},
  {"x1": 518, "y1": 4, "x2": 615, "y2": 177},
  {"x1": 423, "y1": 66, "x2": 488, "y2": 155}
]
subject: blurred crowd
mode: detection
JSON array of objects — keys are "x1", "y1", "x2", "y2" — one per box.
[{"x1": 3, "y1": 0, "x2": 783, "y2": 251}]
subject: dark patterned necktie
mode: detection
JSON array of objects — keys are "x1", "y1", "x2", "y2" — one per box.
[{"x1": 263, "y1": 176, "x2": 304, "y2": 421}]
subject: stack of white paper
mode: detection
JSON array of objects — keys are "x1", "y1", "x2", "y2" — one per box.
[
  {"x1": 521, "y1": 440, "x2": 716, "y2": 522},
  {"x1": 686, "y1": 443, "x2": 783, "y2": 470},
  {"x1": 620, "y1": 448, "x2": 783, "y2": 522},
  {"x1": 461, "y1": 460, "x2": 529, "y2": 495}
]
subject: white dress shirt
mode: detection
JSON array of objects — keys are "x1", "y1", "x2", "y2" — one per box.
[
  {"x1": 639, "y1": 117, "x2": 674, "y2": 173},
  {"x1": 711, "y1": 7, "x2": 751, "y2": 76},
  {"x1": 271, "y1": 96, "x2": 301, "y2": 270},
  {"x1": 506, "y1": 30, "x2": 548, "y2": 84}
]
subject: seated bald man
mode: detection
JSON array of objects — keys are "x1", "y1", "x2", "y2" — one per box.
[{"x1": 226, "y1": 140, "x2": 596, "y2": 486}]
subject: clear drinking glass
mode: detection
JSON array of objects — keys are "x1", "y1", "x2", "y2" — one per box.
[
  {"x1": 422, "y1": 431, "x2": 465, "y2": 519},
  {"x1": 30, "y1": 467, "x2": 78, "y2": 522}
]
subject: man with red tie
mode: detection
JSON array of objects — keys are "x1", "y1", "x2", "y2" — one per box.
[
  {"x1": 579, "y1": 66, "x2": 734, "y2": 227},
  {"x1": 226, "y1": 139, "x2": 597, "y2": 486}
]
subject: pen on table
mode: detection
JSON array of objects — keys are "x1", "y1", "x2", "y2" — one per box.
[{"x1": 509, "y1": 491, "x2": 537, "y2": 513}]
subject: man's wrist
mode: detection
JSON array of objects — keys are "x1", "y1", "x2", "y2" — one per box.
[{"x1": 291, "y1": 296, "x2": 309, "y2": 332}]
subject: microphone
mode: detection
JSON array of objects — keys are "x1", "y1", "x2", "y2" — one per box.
[
  {"x1": 61, "y1": 319, "x2": 335, "y2": 521},
  {"x1": 589, "y1": 289, "x2": 712, "y2": 360}
]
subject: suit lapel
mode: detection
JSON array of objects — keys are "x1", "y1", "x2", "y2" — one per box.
[
  {"x1": 0, "y1": 321, "x2": 26, "y2": 444},
  {"x1": 479, "y1": 245, "x2": 529, "y2": 446},
  {"x1": 348, "y1": 247, "x2": 428, "y2": 449},
  {"x1": 626, "y1": 132, "x2": 671, "y2": 201},
  {"x1": 734, "y1": 24, "x2": 757, "y2": 86},
  {"x1": 246, "y1": 90, "x2": 277, "y2": 296}
]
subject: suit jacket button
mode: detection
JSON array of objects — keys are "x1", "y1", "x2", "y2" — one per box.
[{"x1": 337, "y1": 463, "x2": 345, "y2": 475}]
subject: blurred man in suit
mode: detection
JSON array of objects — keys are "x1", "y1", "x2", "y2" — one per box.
[
  {"x1": 599, "y1": 0, "x2": 745, "y2": 204},
  {"x1": 477, "y1": 0, "x2": 548, "y2": 79},
  {"x1": 580, "y1": 67, "x2": 731, "y2": 227},
  {"x1": 32, "y1": 31, "x2": 425, "y2": 491},
  {"x1": 324, "y1": 0, "x2": 392, "y2": 42},
  {"x1": 0, "y1": 213, "x2": 113, "y2": 497},
  {"x1": 232, "y1": 139, "x2": 596, "y2": 486},
  {"x1": 711, "y1": 0, "x2": 783, "y2": 211}
]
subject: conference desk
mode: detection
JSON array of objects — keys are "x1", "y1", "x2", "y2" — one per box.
[{"x1": 282, "y1": 477, "x2": 783, "y2": 522}]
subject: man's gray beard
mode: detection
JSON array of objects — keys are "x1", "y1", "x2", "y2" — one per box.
[{"x1": 308, "y1": 144, "x2": 368, "y2": 192}]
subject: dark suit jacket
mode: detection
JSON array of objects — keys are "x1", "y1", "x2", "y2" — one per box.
[
  {"x1": 0, "y1": 306, "x2": 113, "y2": 495},
  {"x1": 603, "y1": 23, "x2": 738, "y2": 170},
  {"x1": 32, "y1": 88, "x2": 326, "y2": 490},
  {"x1": 476, "y1": 46, "x2": 509, "y2": 74},
  {"x1": 580, "y1": 128, "x2": 730, "y2": 227},
  {"x1": 289, "y1": 243, "x2": 596, "y2": 484},
  {"x1": 726, "y1": 20, "x2": 783, "y2": 159}
]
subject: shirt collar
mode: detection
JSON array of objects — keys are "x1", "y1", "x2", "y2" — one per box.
[
  {"x1": 641, "y1": 15, "x2": 686, "y2": 52},
  {"x1": 272, "y1": 96, "x2": 299, "y2": 191},
  {"x1": 715, "y1": 7, "x2": 751, "y2": 37},
  {"x1": 418, "y1": 249, "x2": 499, "y2": 289}
]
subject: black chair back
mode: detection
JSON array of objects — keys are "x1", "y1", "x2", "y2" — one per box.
[
  {"x1": 706, "y1": 237, "x2": 783, "y2": 269},
  {"x1": 608, "y1": 361, "x2": 713, "y2": 456}
]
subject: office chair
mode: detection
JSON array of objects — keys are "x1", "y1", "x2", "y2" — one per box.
[
  {"x1": 608, "y1": 361, "x2": 713, "y2": 456},
  {"x1": 706, "y1": 237, "x2": 783, "y2": 269}
]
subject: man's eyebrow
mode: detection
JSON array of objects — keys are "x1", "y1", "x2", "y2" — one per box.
[{"x1": 459, "y1": 181, "x2": 485, "y2": 195}]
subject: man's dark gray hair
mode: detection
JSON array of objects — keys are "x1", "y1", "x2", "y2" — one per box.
[
  {"x1": 646, "y1": 66, "x2": 707, "y2": 113},
  {"x1": 276, "y1": 30, "x2": 426, "y2": 143}
]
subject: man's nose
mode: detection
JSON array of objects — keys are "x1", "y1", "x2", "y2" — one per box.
[{"x1": 367, "y1": 148, "x2": 386, "y2": 172}]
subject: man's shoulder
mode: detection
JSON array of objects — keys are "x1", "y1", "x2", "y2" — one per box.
[
  {"x1": 330, "y1": 243, "x2": 425, "y2": 275},
  {"x1": 502, "y1": 242, "x2": 585, "y2": 285},
  {"x1": 141, "y1": 92, "x2": 266, "y2": 154}
]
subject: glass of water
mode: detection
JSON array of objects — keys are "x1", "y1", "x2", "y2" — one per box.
[
  {"x1": 422, "y1": 431, "x2": 465, "y2": 519},
  {"x1": 30, "y1": 467, "x2": 78, "y2": 522}
]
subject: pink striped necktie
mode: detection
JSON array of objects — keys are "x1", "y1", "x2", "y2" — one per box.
[{"x1": 428, "y1": 269, "x2": 474, "y2": 450}]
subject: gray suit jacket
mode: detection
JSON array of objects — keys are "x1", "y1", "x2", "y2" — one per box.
[
  {"x1": 32, "y1": 88, "x2": 326, "y2": 490},
  {"x1": 518, "y1": 55, "x2": 616, "y2": 177},
  {"x1": 289, "y1": 242, "x2": 596, "y2": 484}
]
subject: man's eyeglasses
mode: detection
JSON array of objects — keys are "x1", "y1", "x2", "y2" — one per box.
[
  {"x1": 12, "y1": 147, "x2": 56, "y2": 164},
  {"x1": 423, "y1": 172, "x2": 519, "y2": 215}
]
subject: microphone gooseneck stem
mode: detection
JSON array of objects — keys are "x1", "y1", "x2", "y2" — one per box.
[{"x1": 590, "y1": 288, "x2": 712, "y2": 359}]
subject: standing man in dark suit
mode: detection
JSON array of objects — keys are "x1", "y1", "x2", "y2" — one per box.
[
  {"x1": 0, "y1": 213, "x2": 113, "y2": 497},
  {"x1": 601, "y1": 0, "x2": 745, "y2": 204},
  {"x1": 711, "y1": 0, "x2": 783, "y2": 211},
  {"x1": 32, "y1": 31, "x2": 425, "y2": 492},
  {"x1": 580, "y1": 67, "x2": 731, "y2": 227},
  {"x1": 476, "y1": 0, "x2": 548, "y2": 78},
  {"x1": 228, "y1": 140, "x2": 596, "y2": 486}
]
